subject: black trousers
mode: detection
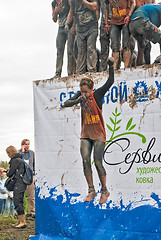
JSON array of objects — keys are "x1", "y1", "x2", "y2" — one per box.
[{"x1": 13, "y1": 181, "x2": 26, "y2": 215}]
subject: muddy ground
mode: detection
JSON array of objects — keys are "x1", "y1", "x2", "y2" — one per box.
[{"x1": 0, "y1": 215, "x2": 35, "y2": 240}]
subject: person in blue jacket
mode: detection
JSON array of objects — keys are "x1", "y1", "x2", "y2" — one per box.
[
  {"x1": 0, "y1": 168, "x2": 8, "y2": 214},
  {"x1": 129, "y1": 3, "x2": 161, "y2": 65}
]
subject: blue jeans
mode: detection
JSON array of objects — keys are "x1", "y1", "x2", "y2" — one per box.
[
  {"x1": 3, "y1": 197, "x2": 15, "y2": 217},
  {"x1": 0, "y1": 199, "x2": 6, "y2": 214}
]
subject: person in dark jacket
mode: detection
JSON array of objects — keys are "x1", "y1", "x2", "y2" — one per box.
[{"x1": 6, "y1": 146, "x2": 26, "y2": 228}]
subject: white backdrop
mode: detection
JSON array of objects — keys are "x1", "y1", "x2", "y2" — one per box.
[{"x1": 32, "y1": 65, "x2": 161, "y2": 240}]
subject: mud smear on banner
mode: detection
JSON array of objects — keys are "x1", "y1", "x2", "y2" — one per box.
[
  {"x1": 61, "y1": 160, "x2": 78, "y2": 190},
  {"x1": 148, "y1": 85, "x2": 156, "y2": 101},
  {"x1": 45, "y1": 106, "x2": 58, "y2": 111},
  {"x1": 34, "y1": 64, "x2": 161, "y2": 88},
  {"x1": 57, "y1": 139, "x2": 63, "y2": 156},
  {"x1": 34, "y1": 70, "x2": 110, "y2": 89},
  {"x1": 138, "y1": 102, "x2": 151, "y2": 129},
  {"x1": 128, "y1": 90, "x2": 137, "y2": 109},
  {"x1": 61, "y1": 172, "x2": 66, "y2": 190}
]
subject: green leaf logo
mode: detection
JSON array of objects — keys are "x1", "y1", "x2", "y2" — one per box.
[
  {"x1": 110, "y1": 117, "x2": 115, "y2": 125},
  {"x1": 128, "y1": 124, "x2": 136, "y2": 131},
  {"x1": 115, "y1": 126, "x2": 121, "y2": 131},
  {"x1": 106, "y1": 124, "x2": 113, "y2": 132},
  {"x1": 126, "y1": 118, "x2": 133, "y2": 131},
  {"x1": 106, "y1": 107, "x2": 146, "y2": 146},
  {"x1": 92, "y1": 108, "x2": 146, "y2": 165}
]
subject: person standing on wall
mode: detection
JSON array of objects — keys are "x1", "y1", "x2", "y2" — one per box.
[
  {"x1": 6, "y1": 146, "x2": 27, "y2": 228},
  {"x1": 52, "y1": 0, "x2": 75, "y2": 77},
  {"x1": 105, "y1": 0, "x2": 136, "y2": 70},
  {"x1": 66, "y1": 0, "x2": 98, "y2": 74},
  {"x1": 62, "y1": 57, "x2": 114, "y2": 204},
  {"x1": 97, "y1": 0, "x2": 111, "y2": 72},
  {"x1": 19, "y1": 139, "x2": 35, "y2": 218}
]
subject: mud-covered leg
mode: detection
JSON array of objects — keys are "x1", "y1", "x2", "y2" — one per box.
[
  {"x1": 80, "y1": 139, "x2": 97, "y2": 202},
  {"x1": 144, "y1": 41, "x2": 151, "y2": 64},
  {"x1": 93, "y1": 141, "x2": 110, "y2": 205}
]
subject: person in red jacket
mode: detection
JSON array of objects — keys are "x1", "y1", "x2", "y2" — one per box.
[{"x1": 63, "y1": 57, "x2": 114, "y2": 204}]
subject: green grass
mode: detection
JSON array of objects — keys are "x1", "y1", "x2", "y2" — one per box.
[
  {"x1": 0, "y1": 212, "x2": 35, "y2": 240},
  {"x1": 0, "y1": 183, "x2": 34, "y2": 239},
  {"x1": 0, "y1": 214, "x2": 16, "y2": 224}
]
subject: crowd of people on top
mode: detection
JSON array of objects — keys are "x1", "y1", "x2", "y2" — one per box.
[
  {"x1": 0, "y1": 139, "x2": 35, "y2": 229},
  {"x1": 51, "y1": 0, "x2": 161, "y2": 77}
]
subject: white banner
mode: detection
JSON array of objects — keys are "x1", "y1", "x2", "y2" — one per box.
[{"x1": 32, "y1": 65, "x2": 161, "y2": 240}]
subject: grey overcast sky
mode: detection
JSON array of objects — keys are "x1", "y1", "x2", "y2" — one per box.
[
  {"x1": 0, "y1": 0, "x2": 160, "y2": 162},
  {"x1": 0, "y1": 0, "x2": 59, "y2": 161}
]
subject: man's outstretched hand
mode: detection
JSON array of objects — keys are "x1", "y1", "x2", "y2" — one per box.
[{"x1": 107, "y1": 57, "x2": 114, "y2": 66}]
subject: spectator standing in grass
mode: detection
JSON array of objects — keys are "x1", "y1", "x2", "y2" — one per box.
[
  {"x1": 6, "y1": 146, "x2": 27, "y2": 228},
  {"x1": 3, "y1": 191, "x2": 15, "y2": 217},
  {"x1": 0, "y1": 168, "x2": 8, "y2": 214},
  {"x1": 19, "y1": 139, "x2": 35, "y2": 218}
]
